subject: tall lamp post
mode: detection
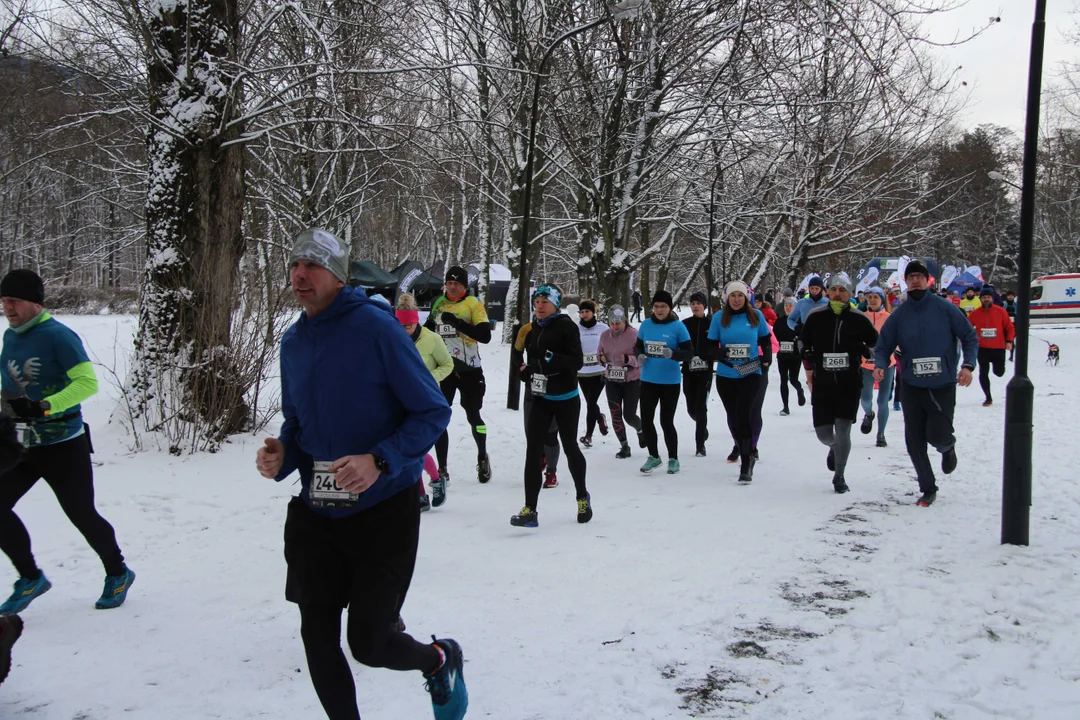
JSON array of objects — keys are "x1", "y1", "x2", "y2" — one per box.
[
  {"x1": 506, "y1": 0, "x2": 647, "y2": 410},
  {"x1": 1000, "y1": 0, "x2": 1045, "y2": 546}
]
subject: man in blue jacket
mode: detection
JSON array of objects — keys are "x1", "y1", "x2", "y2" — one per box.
[
  {"x1": 256, "y1": 229, "x2": 467, "y2": 720},
  {"x1": 874, "y1": 261, "x2": 978, "y2": 507},
  {"x1": 787, "y1": 276, "x2": 828, "y2": 392}
]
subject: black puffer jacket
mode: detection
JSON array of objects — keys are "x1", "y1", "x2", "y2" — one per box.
[
  {"x1": 519, "y1": 313, "x2": 584, "y2": 399},
  {"x1": 799, "y1": 305, "x2": 878, "y2": 389}
]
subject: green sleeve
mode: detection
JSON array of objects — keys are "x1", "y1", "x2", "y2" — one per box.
[
  {"x1": 431, "y1": 334, "x2": 454, "y2": 384},
  {"x1": 44, "y1": 361, "x2": 98, "y2": 415}
]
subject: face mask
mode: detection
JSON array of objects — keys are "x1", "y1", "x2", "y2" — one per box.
[
  {"x1": 830, "y1": 300, "x2": 847, "y2": 314},
  {"x1": 908, "y1": 289, "x2": 927, "y2": 301}
]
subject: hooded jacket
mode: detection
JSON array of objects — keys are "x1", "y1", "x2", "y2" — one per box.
[
  {"x1": 874, "y1": 292, "x2": 979, "y2": 388},
  {"x1": 520, "y1": 313, "x2": 584, "y2": 400},
  {"x1": 276, "y1": 287, "x2": 452, "y2": 518},
  {"x1": 597, "y1": 324, "x2": 642, "y2": 382},
  {"x1": 800, "y1": 304, "x2": 879, "y2": 390}
]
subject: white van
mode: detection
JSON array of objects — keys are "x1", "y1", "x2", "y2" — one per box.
[{"x1": 1031, "y1": 274, "x2": 1080, "y2": 324}]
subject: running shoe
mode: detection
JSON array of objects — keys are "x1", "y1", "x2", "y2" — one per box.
[
  {"x1": 616, "y1": 443, "x2": 632, "y2": 459},
  {"x1": 667, "y1": 458, "x2": 680, "y2": 474},
  {"x1": 0, "y1": 575, "x2": 51, "y2": 615},
  {"x1": 543, "y1": 471, "x2": 558, "y2": 489},
  {"x1": 860, "y1": 412, "x2": 875, "y2": 435},
  {"x1": 598, "y1": 414, "x2": 609, "y2": 436},
  {"x1": 577, "y1": 493, "x2": 593, "y2": 524},
  {"x1": 639, "y1": 456, "x2": 662, "y2": 474},
  {"x1": 95, "y1": 567, "x2": 135, "y2": 610},
  {"x1": 510, "y1": 507, "x2": 538, "y2": 528},
  {"x1": 477, "y1": 455, "x2": 492, "y2": 484},
  {"x1": 425, "y1": 637, "x2": 469, "y2": 720}
]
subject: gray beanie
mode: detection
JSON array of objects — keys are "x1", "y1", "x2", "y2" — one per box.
[
  {"x1": 608, "y1": 304, "x2": 627, "y2": 322},
  {"x1": 828, "y1": 271, "x2": 853, "y2": 293},
  {"x1": 291, "y1": 229, "x2": 349, "y2": 284}
]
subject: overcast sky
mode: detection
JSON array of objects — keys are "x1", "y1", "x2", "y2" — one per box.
[{"x1": 922, "y1": 1, "x2": 1080, "y2": 132}]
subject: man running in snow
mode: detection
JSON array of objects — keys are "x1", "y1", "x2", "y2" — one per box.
[
  {"x1": 800, "y1": 273, "x2": 878, "y2": 494},
  {"x1": 256, "y1": 229, "x2": 467, "y2": 720},
  {"x1": 968, "y1": 285, "x2": 1015, "y2": 407},
  {"x1": 787, "y1": 276, "x2": 828, "y2": 392},
  {"x1": 0, "y1": 269, "x2": 133, "y2": 613},
  {"x1": 874, "y1": 261, "x2": 979, "y2": 507},
  {"x1": 425, "y1": 266, "x2": 493, "y2": 485}
]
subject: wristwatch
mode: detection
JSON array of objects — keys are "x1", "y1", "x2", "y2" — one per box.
[{"x1": 373, "y1": 456, "x2": 390, "y2": 474}]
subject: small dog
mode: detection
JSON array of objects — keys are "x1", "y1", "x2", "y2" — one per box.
[{"x1": 1047, "y1": 344, "x2": 1060, "y2": 366}]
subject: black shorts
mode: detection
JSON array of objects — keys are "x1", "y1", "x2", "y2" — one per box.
[
  {"x1": 284, "y1": 485, "x2": 420, "y2": 608},
  {"x1": 811, "y1": 385, "x2": 862, "y2": 426},
  {"x1": 441, "y1": 369, "x2": 486, "y2": 412}
]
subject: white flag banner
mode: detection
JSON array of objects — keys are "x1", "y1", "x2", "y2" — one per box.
[
  {"x1": 855, "y1": 266, "x2": 880, "y2": 294},
  {"x1": 965, "y1": 265, "x2": 983, "y2": 281},
  {"x1": 941, "y1": 265, "x2": 959, "y2": 288}
]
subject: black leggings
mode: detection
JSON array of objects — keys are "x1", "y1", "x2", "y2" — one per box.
[
  {"x1": 776, "y1": 354, "x2": 803, "y2": 408},
  {"x1": 435, "y1": 370, "x2": 487, "y2": 468},
  {"x1": 978, "y1": 348, "x2": 1007, "y2": 401},
  {"x1": 640, "y1": 382, "x2": 680, "y2": 459},
  {"x1": 524, "y1": 396, "x2": 588, "y2": 510},
  {"x1": 682, "y1": 372, "x2": 711, "y2": 447},
  {"x1": 715, "y1": 374, "x2": 762, "y2": 458},
  {"x1": 578, "y1": 374, "x2": 606, "y2": 438},
  {"x1": 605, "y1": 380, "x2": 641, "y2": 443},
  {"x1": 523, "y1": 394, "x2": 560, "y2": 472},
  {"x1": 0, "y1": 433, "x2": 124, "y2": 579},
  {"x1": 300, "y1": 603, "x2": 441, "y2": 720}
]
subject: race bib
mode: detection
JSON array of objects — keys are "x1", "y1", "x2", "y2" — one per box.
[
  {"x1": 780, "y1": 341, "x2": 795, "y2": 354},
  {"x1": 981, "y1": 328, "x2": 997, "y2": 339},
  {"x1": 735, "y1": 358, "x2": 762, "y2": 377},
  {"x1": 530, "y1": 374, "x2": 548, "y2": 396},
  {"x1": 437, "y1": 323, "x2": 458, "y2": 339},
  {"x1": 583, "y1": 352, "x2": 599, "y2": 366},
  {"x1": 645, "y1": 341, "x2": 667, "y2": 358},
  {"x1": 310, "y1": 461, "x2": 358, "y2": 510},
  {"x1": 727, "y1": 344, "x2": 750, "y2": 360},
  {"x1": 690, "y1": 356, "x2": 709, "y2": 371},
  {"x1": 607, "y1": 366, "x2": 627, "y2": 382},
  {"x1": 822, "y1": 352, "x2": 849, "y2": 370},
  {"x1": 912, "y1": 357, "x2": 943, "y2": 377}
]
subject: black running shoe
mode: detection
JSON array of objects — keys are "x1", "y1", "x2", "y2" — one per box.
[
  {"x1": 826, "y1": 449, "x2": 835, "y2": 472},
  {"x1": 616, "y1": 442, "x2": 632, "y2": 459},
  {"x1": 695, "y1": 444, "x2": 706, "y2": 458},
  {"x1": 738, "y1": 454, "x2": 756, "y2": 484},
  {"x1": 860, "y1": 412, "x2": 875, "y2": 435},
  {"x1": 0, "y1": 614, "x2": 23, "y2": 684},
  {"x1": 577, "y1": 493, "x2": 593, "y2": 524},
  {"x1": 942, "y1": 447, "x2": 957, "y2": 475},
  {"x1": 797, "y1": 388, "x2": 806, "y2": 406},
  {"x1": 726, "y1": 445, "x2": 740, "y2": 464},
  {"x1": 637, "y1": 430, "x2": 647, "y2": 449},
  {"x1": 916, "y1": 492, "x2": 936, "y2": 507},
  {"x1": 833, "y1": 476, "x2": 849, "y2": 494},
  {"x1": 875, "y1": 433, "x2": 887, "y2": 448},
  {"x1": 510, "y1": 507, "x2": 538, "y2": 527},
  {"x1": 598, "y1": 414, "x2": 609, "y2": 436},
  {"x1": 779, "y1": 407, "x2": 790, "y2": 416},
  {"x1": 477, "y1": 455, "x2": 492, "y2": 483},
  {"x1": 580, "y1": 435, "x2": 593, "y2": 449}
]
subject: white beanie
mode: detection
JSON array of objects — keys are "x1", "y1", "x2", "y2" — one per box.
[{"x1": 723, "y1": 280, "x2": 751, "y2": 300}]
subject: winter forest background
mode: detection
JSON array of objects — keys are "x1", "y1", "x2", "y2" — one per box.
[{"x1": 2, "y1": 0, "x2": 1079, "y2": 452}]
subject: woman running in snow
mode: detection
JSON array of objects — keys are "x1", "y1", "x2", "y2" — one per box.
[
  {"x1": 858, "y1": 287, "x2": 895, "y2": 447},
  {"x1": 597, "y1": 305, "x2": 642, "y2": 459},
  {"x1": 576, "y1": 300, "x2": 609, "y2": 447},
  {"x1": 635, "y1": 291, "x2": 693, "y2": 475}
]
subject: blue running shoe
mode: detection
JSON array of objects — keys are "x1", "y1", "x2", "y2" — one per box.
[
  {"x1": 0, "y1": 575, "x2": 51, "y2": 615},
  {"x1": 95, "y1": 567, "x2": 135, "y2": 609},
  {"x1": 425, "y1": 637, "x2": 468, "y2": 720}
]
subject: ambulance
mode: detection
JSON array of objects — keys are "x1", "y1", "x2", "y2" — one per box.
[{"x1": 1030, "y1": 274, "x2": 1080, "y2": 324}]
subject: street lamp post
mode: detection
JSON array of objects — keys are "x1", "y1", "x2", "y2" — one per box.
[
  {"x1": 1000, "y1": 0, "x2": 1045, "y2": 546},
  {"x1": 506, "y1": 0, "x2": 646, "y2": 410}
]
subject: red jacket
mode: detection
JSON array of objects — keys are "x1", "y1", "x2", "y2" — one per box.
[
  {"x1": 761, "y1": 307, "x2": 778, "y2": 327},
  {"x1": 968, "y1": 304, "x2": 1015, "y2": 350}
]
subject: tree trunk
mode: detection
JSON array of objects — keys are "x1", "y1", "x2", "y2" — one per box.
[{"x1": 129, "y1": 0, "x2": 249, "y2": 452}]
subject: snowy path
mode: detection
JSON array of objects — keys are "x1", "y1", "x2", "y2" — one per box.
[{"x1": 2, "y1": 317, "x2": 1078, "y2": 719}]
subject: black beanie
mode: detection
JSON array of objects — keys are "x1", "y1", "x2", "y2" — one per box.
[
  {"x1": 808, "y1": 276, "x2": 825, "y2": 290},
  {"x1": 904, "y1": 261, "x2": 929, "y2": 279},
  {"x1": 690, "y1": 291, "x2": 707, "y2": 305},
  {"x1": 445, "y1": 265, "x2": 468, "y2": 286},
  {"x1": 980, "y1": 285, "x2": 995, "y2": 298},
  {"x1": 579, "y1": 299, "x2": 596, "y2": 313},
  {"x1": 652, "y1": 290, "x2": 674, "y2": 308},
  {"x1": 0, "y1": 269, "x2": 44, "y2": 304}
]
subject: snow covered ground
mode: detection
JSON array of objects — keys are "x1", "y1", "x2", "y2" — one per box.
[{"x1": 3, "y1": 315, "x2": 1079, "y2": 719}]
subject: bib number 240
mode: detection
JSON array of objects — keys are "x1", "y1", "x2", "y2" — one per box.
[{"x1": 310, "y1": 461, "x2": 358, "y2": 510}]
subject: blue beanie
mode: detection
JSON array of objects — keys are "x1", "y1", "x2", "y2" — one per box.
[
  {"x1": 532, "y1": 285, "x2": 561, "y2": 309},
  {"x1": 808, "y1": 276, "x2": 825, "y2": 290},
  {"x1": 866, "y1": 286, "x2": 887, "y2": 303}
]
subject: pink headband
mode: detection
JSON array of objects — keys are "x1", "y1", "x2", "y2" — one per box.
[{"x1": 395, "y1": 309, "x2": 420, "y2": 325}]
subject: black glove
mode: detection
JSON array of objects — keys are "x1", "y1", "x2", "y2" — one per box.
[
  {"x1": 440, "y1": 312, "x2": 461, "y2": 327},
  {"x1": 800, "y1": 347, "x2": 814, "y2": 363},
  {"x1": 860, "y1": 345, "x2": 874, "y2": 360},
  {"x1": 10, "y1": 398, "x2": 47, "y2": 419}
]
